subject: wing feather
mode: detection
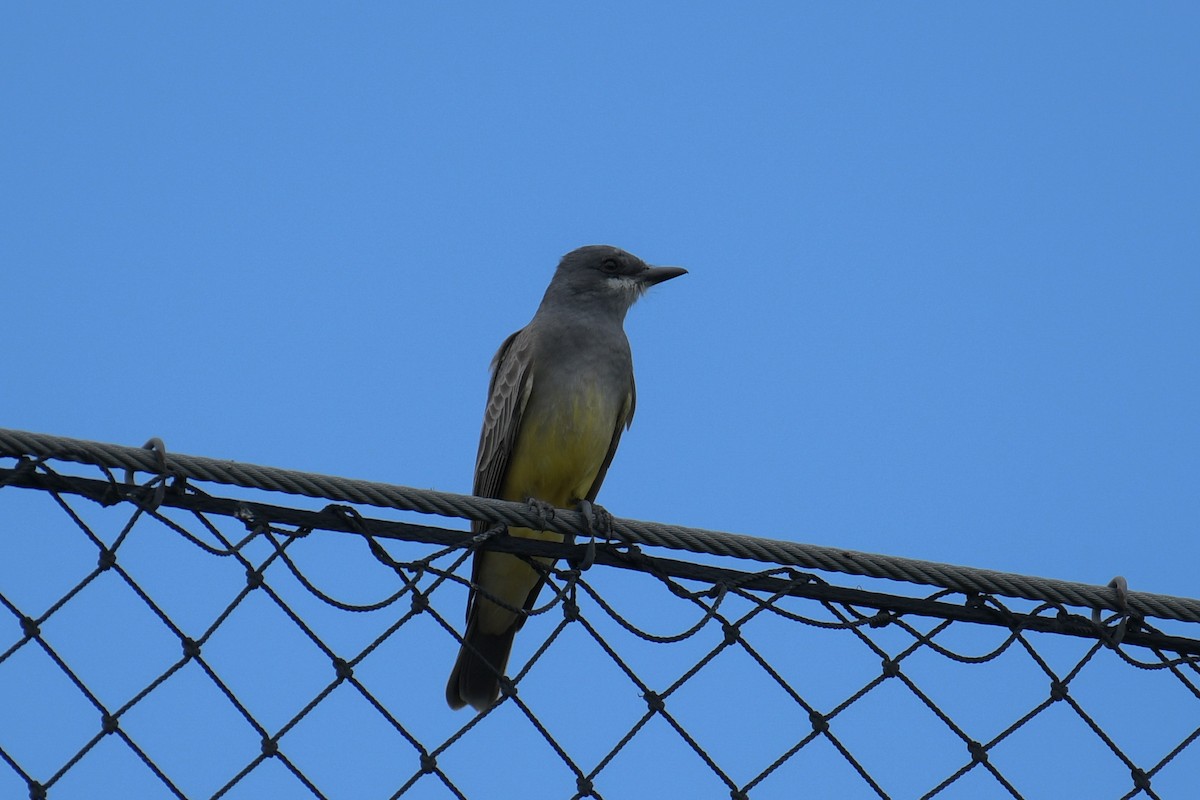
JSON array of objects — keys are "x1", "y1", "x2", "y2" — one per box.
[{"x1": 472, "y1": 328, "x2": 535, "y2": 531}]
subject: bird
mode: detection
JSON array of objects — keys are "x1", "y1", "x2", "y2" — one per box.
[{"x1": 445, "y1": 245, "x2": 686, "y2": 712}]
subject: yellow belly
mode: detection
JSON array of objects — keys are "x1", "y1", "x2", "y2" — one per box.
[
  {"x1": 474, "y1": 386, "x2": 617, "y2": 635},
  {"x1": 499, "y1": 389, "x2": 615, "y2": 507}
]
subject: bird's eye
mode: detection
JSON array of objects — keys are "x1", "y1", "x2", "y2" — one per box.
[{"x1": 600, "y1": 259, "x2": 619, "y2": 274}]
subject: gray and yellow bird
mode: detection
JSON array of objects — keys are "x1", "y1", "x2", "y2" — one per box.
[{"x1": 445, "y1": 245, "x2": 686, "y2": 712}]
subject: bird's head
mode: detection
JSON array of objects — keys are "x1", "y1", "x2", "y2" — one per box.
[{"x1": 542, "y1": 245, "x2": 687, "y2": 317}]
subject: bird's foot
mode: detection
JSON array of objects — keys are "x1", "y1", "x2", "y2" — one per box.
[
  {"x1": 576, "y1": 499, "x2": 613, "y2": 540},
  {"x1": 525, "y1": 497, "x2": 557, "y2": 529}
]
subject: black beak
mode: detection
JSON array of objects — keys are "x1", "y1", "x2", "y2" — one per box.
[{"x1": 639, "y1": 265, "x2": 688, "y2": 286}]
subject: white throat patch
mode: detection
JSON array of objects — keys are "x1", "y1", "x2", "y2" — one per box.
[{"x1": 607, "y1": 275, "x2": 647, "y2": 305}]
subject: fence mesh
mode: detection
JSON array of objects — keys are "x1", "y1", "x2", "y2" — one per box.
[{"x1": 1, "y1": 430, "x2": 1198, "y2": 799}]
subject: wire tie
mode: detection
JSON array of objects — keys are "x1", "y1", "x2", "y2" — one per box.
[
  {"x1": 1092, "y1": 575, "x2": 1131, "y2": 645},
  {"x1": 1109, "y1": 576, "x2": 1130, "y2": 614},
  {"x1": 124, "y1": 437, "x2": 169, "y2": 510},
  {"x1": 576, "y1": 536, "x2": 597, "y2": 571}
]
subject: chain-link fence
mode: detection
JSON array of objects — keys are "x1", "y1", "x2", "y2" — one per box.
[{"x1": 2, "y1": 429, "x2": 1198, "y2": 799}]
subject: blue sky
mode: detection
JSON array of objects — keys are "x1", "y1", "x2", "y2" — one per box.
[{"x1": 2, "y1": 4, "x2": 1198, "y2": 799}]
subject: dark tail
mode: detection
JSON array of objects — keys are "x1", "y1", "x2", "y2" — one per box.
[{"x1": 445, "y1": 619, "x2": 516, "y2": 712}]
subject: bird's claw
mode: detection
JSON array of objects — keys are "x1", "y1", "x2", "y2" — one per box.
[
  {"x1": 576, "y1": 499, "x2": 613, "y2": 540},
  {"x1": 525, "y1": 497, "x2": 557, "y2": 528}
]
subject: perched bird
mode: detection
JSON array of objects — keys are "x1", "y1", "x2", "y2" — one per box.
[{"x1": 446, "y1": 245, "x2": 686, "y2": 711}]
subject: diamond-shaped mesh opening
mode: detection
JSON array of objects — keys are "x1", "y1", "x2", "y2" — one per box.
[
  {"x1": 513, "y1": 618, "x2": 655, "y2": 767},
  {"x1": 198, "y1": 590, "x2": 338, "y2": 733},
  {"x1": 0, "y1": 487, "x2": 100, "y2": 612},
  {"x1": 755, "y1": 733, "x2": 889, "y2": 800},
  {"x1": 2, "y1": 434, "x2": 1199, "y2": 800},
  {"x1": 597, "y1": 710, "x2": 741, "y2": 797},
  {"x1": 111, "y1": 506, "x2": 252, "y2": 635},
  {"x1": 896, "y1": 625, "x2": 1052, "y2": 743},
  {"x1": 119, "y1": 661, "x2": 264, "y2": 797},
  {"x1": 1066, "y1": 644, "x2": 1200, "y2": 764},
  {"x1": 666, "y1": 641, "x2": 814, "y2": 782},
  {"x1": 37, "y1": 570, "x2": 183, "y2": 708},
  {"x1": 51, "y1": 734, "x2": 184, "y2": 800},
  {"x1": 0, "y1": 642, "x2": 98, "y2": 774},
  {"x1": 209, "y1": 755, "x2": 322, "y2": 800},
  {"x1": 833, "y1": 671, "x2": 971, "y2": 796},
  {"x1": 281, "y1": 683, "x2": 417, "y2": 800}
]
